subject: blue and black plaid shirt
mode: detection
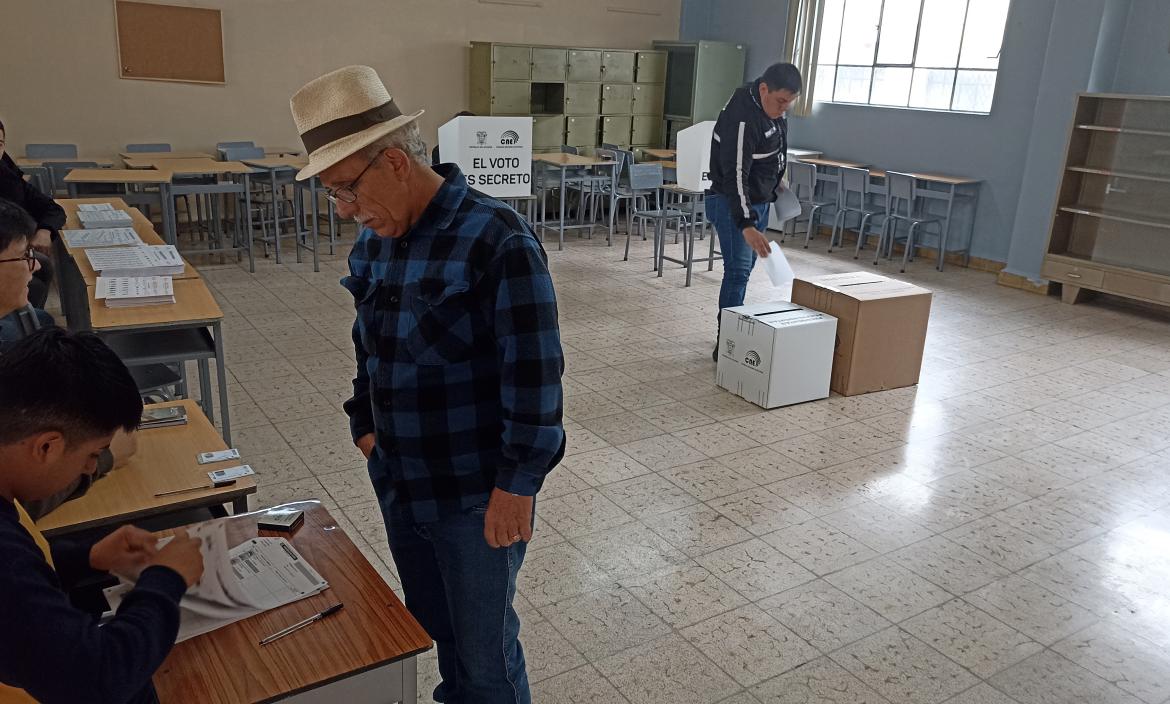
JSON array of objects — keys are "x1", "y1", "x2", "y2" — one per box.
[{"x1": 342, "y1": 164, "x2": 565, "y2": 523}]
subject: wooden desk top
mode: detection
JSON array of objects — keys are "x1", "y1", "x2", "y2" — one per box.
[
  {"x1": 58, "y1": 199, "x2": 199, "y2": 284},
  {"x1": 662, "y1": 183, "x2": 704, "y2": 196},
  {"x1": 88, "y1": 278, "x2": 223, "y2": 331},
  {"x1": 657, "y1": 160, "x2": 678, "y2": 169},
  {"x1": 15, "y1": 156, "x2": 114, "y2": 167},
  {"x1": 154, "y1": 502, "x2": 432, "y2": 703},
  {"x1": 533, "y1": 153, "x2": 616, "y2": 167},
  {"x1": 118, "y1": 150, "x2": 213, "y2": 160},
  {"x1": 797, "y1": 156, "x2": 870, "y2": 169},
  {"x1": 149, "y1": 158, "x2": 255, "y2": 175},
  {"x1": 868, "y1": 169, "x2": 980, "y2": 185},
  {"x1": 787, "y1": 148, "x2": 823, "y2": 158},
  {"x1": 241, "y1": 156, "x2": 308, "y2": 170},
  {"x1": 36, "y1": 400, "x2": 255, "y2": 537},
  {"x1": 641, "y1": 148, "x2": 676, "y2": 159},
  {"x1": 65, "y1": 168, "x2": 173, "y2": 184}
]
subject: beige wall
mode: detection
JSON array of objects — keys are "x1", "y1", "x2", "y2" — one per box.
[{"x1": 1, "y1": 0, "x2": 681, "y2": 157}]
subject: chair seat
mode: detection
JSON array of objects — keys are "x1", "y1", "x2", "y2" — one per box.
[
  {"x1": 634, "y1": 208, "x2": 687, "y2": 220},
  {"x1": 888, "y1": 212, "x2": 941, "y2": 225}
]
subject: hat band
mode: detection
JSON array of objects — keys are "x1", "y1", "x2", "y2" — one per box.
[{"x1": 300, "y1": 99, "x2": 403, "y2": 154}]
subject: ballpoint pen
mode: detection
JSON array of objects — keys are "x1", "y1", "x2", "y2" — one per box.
[{"x1": 259, "y1": 603, "x2": 345, "y2": 646}]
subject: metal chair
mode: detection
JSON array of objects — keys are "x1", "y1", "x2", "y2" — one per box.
[
  {"x1": 126, "y1": 143, "x2": 171, "y2": 153},
  {"x1": 25, "y1": 144, "x2": 77, "y2": 159},
  {"x1": 828, "y1": 166, "x2": 885, "y2": 256},
  {"x1": 878, "y1": 171, "x2": 944, "y2": 272},
  {"x1": 624, "y1": 163, "x2": 686, "y2": 269},
  {"x1": 783, "y1": 161, "x2": 835, "y2": 248},
  {"x1": 46, "y1": 161, "x2": 99, "y2": 196}
]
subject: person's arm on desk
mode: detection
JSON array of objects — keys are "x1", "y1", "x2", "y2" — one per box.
[{"x1": 0, "y1": 518, "x2": 203, "y2": 704}]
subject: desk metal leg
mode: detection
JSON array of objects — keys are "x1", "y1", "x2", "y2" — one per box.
[
  {"x1": 310, "y1": 178, "x2": 321, "y2": 272},
  {"x1": 243, "y1": 174, "x2": 256, "y2": 273},
  {"x1": 231, "y1": 496, "x2": 249, "y2": 514},
  {"x1": 557, "y1": 167, "x2": 566, "y2": 251},
  {"x1": 938, "y1": 184, "x2": 957, "y2": 271},
  {"x1": 270, "y1": 168, "x2": 283, "y2": 264},
  {"x1": 213, "y1": 321, "x2": 232, "y2": 445},
  {"x1": 197, "y1": 358, "x2": 214, "y2": 424},
  {"x1": 161, "y1": 183, "x2": 177, "y2": 246},
  {"x1": 963, "y1": 185, "x2": 979, "y2": 267}
]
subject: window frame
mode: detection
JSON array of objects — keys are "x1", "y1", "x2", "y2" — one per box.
[{"x1": 816, "y1": 0, "x2": 1008, "y2": 115}]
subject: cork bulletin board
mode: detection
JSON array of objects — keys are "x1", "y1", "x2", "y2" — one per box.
[{"x1": 115, "y1": 1, "x2": 225, "y2": 84}]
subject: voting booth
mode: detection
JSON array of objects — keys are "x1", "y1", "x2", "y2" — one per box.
[
  {"x1": 676, "y1": 120, "x2": 715, "y2": 192},
  {"x1": 437, "y1": 116, "x2": 532, "y2": 198}
]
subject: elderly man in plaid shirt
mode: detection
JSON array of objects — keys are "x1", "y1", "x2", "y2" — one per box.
[{"x1": 291, "y1": 67, "x2": 564, "y2": 704}]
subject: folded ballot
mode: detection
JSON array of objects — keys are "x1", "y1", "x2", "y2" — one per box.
[
  {"x1": 78, "y1": 208, "x2": 134, "y2": 229},
  {"x1": 62, "y1": 227, "x2": 144, "y2": 248},
  {"x1": 95, "y1": 276, "x2": 175, "y2": 307},
  {"x1": 86, "y1": 245, "x2": 185, "y2": 277},
  {"x1": 104, "y1": 521, "x2": 329, "y2": 642}
]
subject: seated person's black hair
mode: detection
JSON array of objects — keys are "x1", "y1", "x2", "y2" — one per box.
[
  {"x1": 761, "y1": 63, "x2": 803, "y2": 94},
  {"x1": 0, "y1": 197, "x2": 36, "y2": 252},
  {"x1": 0, "y1": 327, "x2": 142, "y2": 445}
]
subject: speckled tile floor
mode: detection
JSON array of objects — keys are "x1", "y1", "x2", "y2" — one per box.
[{"x1": 184, "y1": 224, "x2": 1170, "y2": 704}]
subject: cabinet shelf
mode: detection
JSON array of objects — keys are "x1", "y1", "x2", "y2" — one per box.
[
  {"x1": 1058, "y1": 204, "x2": 1170, "y2": 231},
  {"x1": 1075, "y1": 124, "x2": 1170, "y2": 138},
  {"x1": 1066, "y1": 166, "x2": 1170, "y2": 185}
]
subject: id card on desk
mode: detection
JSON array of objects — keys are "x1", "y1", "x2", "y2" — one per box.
[{"x1": 208, "y1": 464, "x2": 255, "y2": 483}]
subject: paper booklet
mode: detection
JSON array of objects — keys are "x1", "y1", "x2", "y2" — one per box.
[
  {"x1": 85, "y1": 245, "x2": 185, "y2": 277},
  {"x1": 77, "y1": 202, "x2": 116, "y2": 212},
  {"x1": 78, "y1": 209, "x2": 134, "y2": 229},
  {"x1": 95, "y1": 276, "x2": 175, "y2": 307},
  {"x1": 104, "y1": 521, "x2": 329, "y2": 642},
  {"x1": 62, "y1": 227, "x2": 143, "y2": 248}
]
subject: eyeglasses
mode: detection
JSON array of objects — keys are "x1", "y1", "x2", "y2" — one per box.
[
  {"x1": 0, "y1": 247, "x2": 36, "y2": 272},
  {"x1": 323, "y1": 153, "x2": 382, "y2": 204}
]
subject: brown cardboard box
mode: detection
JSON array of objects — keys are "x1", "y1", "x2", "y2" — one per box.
[{"x1": 790, "y1": 272, "x2": 932, "y2": 396}]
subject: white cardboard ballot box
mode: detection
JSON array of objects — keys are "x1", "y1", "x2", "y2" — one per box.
[
  {"x1": 716, "y1": 302, "x2": 837, "y2": 409},
  {"x1": 437, "y1": 116, "x2": 532, "y2": 198},
  {"x1": 676, "y1": 121, "x2": 715, "y2": 192}
]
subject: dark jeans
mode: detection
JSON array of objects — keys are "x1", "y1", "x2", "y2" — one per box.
[
  {"x1": 705, "y1": 193, "x2": 771, "y2": 314},
  {"x1": 384, "y1": 500, "x2": 531, "y2": 704}
]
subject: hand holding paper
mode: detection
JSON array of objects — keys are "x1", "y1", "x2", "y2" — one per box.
[{"x1": 763, "y1": 241, "x2": 795, "y2": 287}]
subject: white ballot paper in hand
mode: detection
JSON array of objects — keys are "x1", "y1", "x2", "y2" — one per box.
[
  {"x1": 762, "y1": 241, "x2": 795, "y2": 287},
  {"x1": 104, "y1": 520, "x2": 328, "y2": 641}
]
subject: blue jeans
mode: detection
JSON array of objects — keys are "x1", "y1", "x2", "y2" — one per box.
[
  {"x1": 706, "y1": 193, "x2": 770, "y2": 316},
  {"x1": 383, "y1": 500, "x2": 530, "y2": 704}
]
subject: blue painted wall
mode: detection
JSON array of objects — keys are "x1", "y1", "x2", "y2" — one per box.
[{"x1": 680, "y1": 0, "x2": 1168, "y2": 278}]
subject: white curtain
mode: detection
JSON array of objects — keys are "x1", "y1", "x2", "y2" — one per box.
[{"x1": 783, "y1": 0, "x2": 825, "y2": 117}]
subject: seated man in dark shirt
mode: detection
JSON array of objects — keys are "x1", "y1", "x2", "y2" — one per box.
[{"x1": 0, "y1": 328, "x2": 204, "y2": 704}]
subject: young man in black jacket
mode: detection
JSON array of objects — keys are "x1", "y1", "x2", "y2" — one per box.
[
  {"x1": 0, "y1": 119, "x2": 67, "y2": 309},
  {"x1": 0, "y1": 328, "x2": 204, "y2": 704},
  {"x1": 706, "y1": 63, "x2": 802, "y2": 360}
]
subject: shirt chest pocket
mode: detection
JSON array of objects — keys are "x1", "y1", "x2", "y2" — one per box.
[
  {"x1": 341, "y1": 275, "x2": 379, "y2": 356},
  {"x1": 406, "y1": 281, "x2": 477, "y2": 365}
]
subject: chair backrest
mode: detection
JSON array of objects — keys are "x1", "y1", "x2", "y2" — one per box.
[
  {"x1": 600, "y1": 142, "x2": 622, "y2": 152},
  {"x1": 26, "y1": 144, "x2": 78, "y2": 159},
  {"x1": 222, "y1": 146, "x2": 265, "y2": 161},
  {"x1": 628, "y1": 163, "x2": 664, "y2": 192},
  {"x1": 217, "y1": 141, "x2": 255, "y2": 150},
  {"x1": 839, "y1": 166, "x2": 870, "y2": 209},
  {"x1": 46, "y1": 161, "x2": 100, "y2": 193},
  {"x1": 560, "y1": 145, "x2": 579, "y2": 155},
  {"x1": 885, "y1": 171, "x2": 917, "y2": 218},
  {"x1": 788, "y1": 161, "x2": 817, "y2": 201},
  {"x1": 126, "y1": 143, "x2": 171, "y2": 153}
]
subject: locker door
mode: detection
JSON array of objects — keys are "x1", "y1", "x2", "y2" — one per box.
[
  {"x1": 567, "y1": 49, "x2": 602, "y2": 81},
  {"x1": 635, "y1": 51, "x2": 667, "y2": 83},
  {"x1": 632, "y1": 84, "x2": 665, "y2": 114},
  {"x1": 491, "y1": 81, "x2": 531, "y2": 114},
  {"x1": 492, "y1": 45, "x2": 531, "y2": 80},
  {"x1": 531, "y1": 48, "x2": 566, "y2": 81},
  {"x1": 601, "y1": 84, "x2": 634, "y2": 115},
  {"x1": 563, "y1": 83, "x2": 601, "y2": 115},
  {"x1": 600, "y1": 51, "x2": 636, "y2": 83}
]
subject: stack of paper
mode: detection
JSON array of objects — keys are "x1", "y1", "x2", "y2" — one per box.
[
  {"x1": 61, "y1": 227, "x2": 144, "y2": 248},
  {"x1": 78, "y1": 208, "x2": 134, "y2": 229},
  {"x1": 86, "y1": 245, "x2": 185, "y2": 277},
  {"x1": 104, "y1": 521, "x2": 329, "y2": 642},
  {"x1": 95, "y1": 276, "x2": 175, "y2": 307},
  {"x1": 77, "y1": 203, "x2": 116, "y2": 212}
]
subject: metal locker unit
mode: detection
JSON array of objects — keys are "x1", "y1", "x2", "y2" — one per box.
[
  {"x1": 601, "y1": 115, "x2": 632, "y2": 147},
  {"x1": 567, "y1": 49, "x2": 602, "y2": 81},
  {"x1": 533, "y1": 115, "x2": 565, "y2": 149},
  {"x1": 493, "y1": 45, "x2": 532, "y2": 80},
  {"x1": 666, "y1": 119, "x2": 691, "y2": 148},
  {"x1": 631, "y1": 115, "x2": 663, "y2": 146},
  {"x1": 600, "y1": 51, "x2": 636, "y2": 83},
  {"x1": 564, "y1": 83, "x2": 601, "y2": 115},
  {"x1": 531, "y1": 48, "x2": 566, "y2": 81},
  {"x1": 565, "y1": 116, "x2": 600, "y2": 147},
  {"x1": 652, "y1": 40, "x2": 745, "y2": 123},
  {"x1": 491, "y1": 81, "x2": 531, "y2": 115},
  {"x1": 602, "y1": 84, "x2": 633, "y2": 115},
  {"x1": 632, "y1": 84, "x2": 664, "y2": 115},
  {"x1": 635, "y1": 51, "x2": 667, "y2": 83}
]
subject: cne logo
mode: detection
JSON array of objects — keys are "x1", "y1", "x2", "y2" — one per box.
[
  {"x1": 744, "y1": 350, "x2": 762, "y2": 367},
  {"x1": 475, "y1": 130, "x2": 488, "y2": 145},
  {"x1": 500, "y1": 130, "x2": 521, "y2": 145}
]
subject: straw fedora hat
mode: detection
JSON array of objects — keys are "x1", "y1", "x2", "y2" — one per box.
[{"x1": 290, "y1": 65, "x2": 424, "y2": 181}]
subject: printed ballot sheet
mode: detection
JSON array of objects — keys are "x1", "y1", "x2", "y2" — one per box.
[
  {"x1": 105, "y1": 521, "x2": 329, "y2": 642},
  {"x1": 77, "y1": 203, "x2": 116, "y2": 212},
  {"x1": 94, "y1": 276, "x2": 175, "y2": 307},
  {"x1": 62, "y1": 227, "x2": 143, "y2": 248},
  {"x1": 85, "y1": 245, "x2": 185, "y2": 277}
]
